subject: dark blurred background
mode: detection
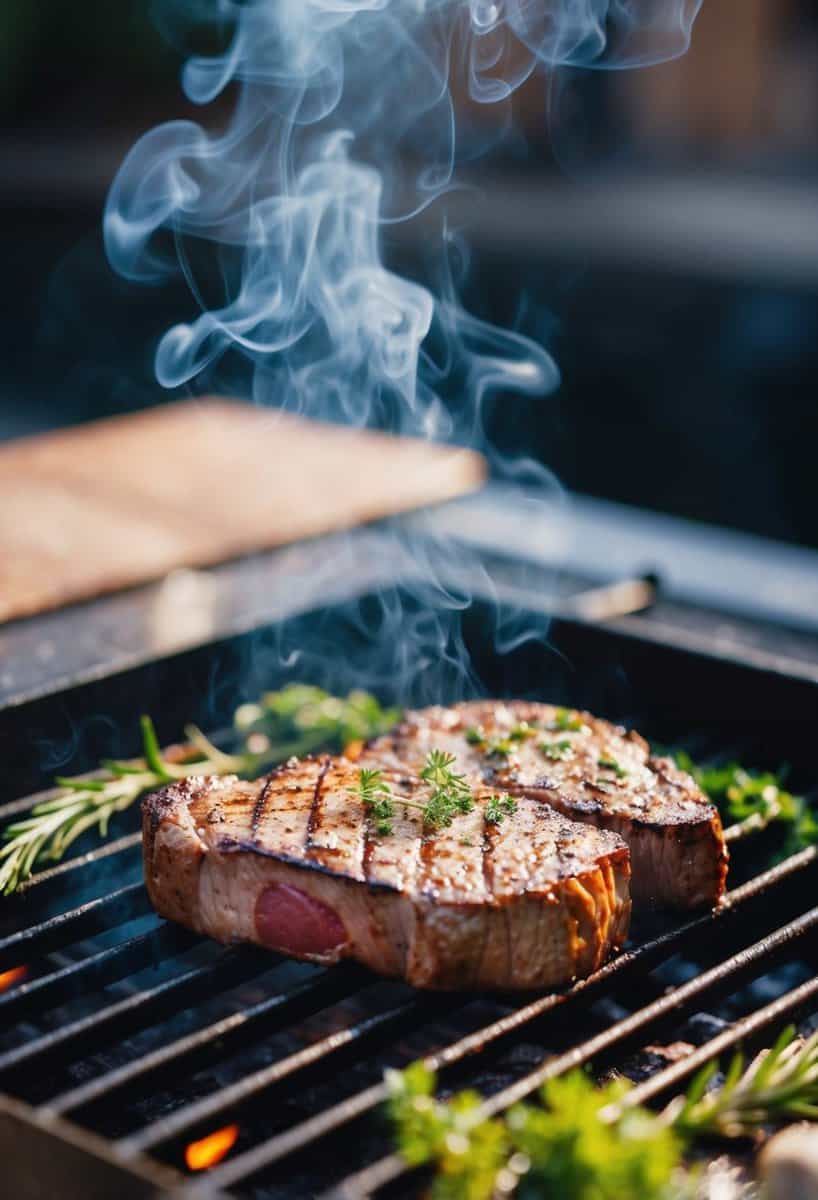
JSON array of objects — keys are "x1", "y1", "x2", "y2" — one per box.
[{"x1": 4, "y1": 0, "x2": 818, "y2": 548}]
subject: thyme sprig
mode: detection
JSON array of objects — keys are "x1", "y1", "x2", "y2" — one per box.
[
  {"x1": 485, "y1": 793, "x2": 517, "y2": 824},
  {"x1": 0, "y1": 685, "x2": 400, "y2": 896},
  {"x1": 387, "y1": 1026, "x2": 818, "y2": 1200},
  {"x1": 351, "y1": 750, "x2": 475, "y2": 834},
  {"x1": 354, "y1": 768, "x2": 398, "y2": 835}
]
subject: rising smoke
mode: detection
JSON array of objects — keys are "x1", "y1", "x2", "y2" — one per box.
[{"x1": 104, "y1": 0, "x2": 702, "y2": 705}]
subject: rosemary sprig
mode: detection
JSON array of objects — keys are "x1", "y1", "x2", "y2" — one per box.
[
  {"x1": 0, "y1": 685, "x2": 400, "y2": 896},
  {"x1": 667, "y1": 1025, "x2": 818, "y2": 1137},
  {"x1": 387, "y1": 1027, "x2": 818, "y2": 1200}
]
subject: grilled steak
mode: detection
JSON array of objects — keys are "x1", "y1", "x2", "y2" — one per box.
[
  {"x1": 142, "y1": 756, "x2": 631, "y2": 990},
  {"x1": 363, "y1": 701, "x2": 728, "y2": 909}
]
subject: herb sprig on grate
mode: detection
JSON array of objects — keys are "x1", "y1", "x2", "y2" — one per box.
[
  {"x1": 387, "y1": 1026, "x2": 818, "y2": 1200},
  {"x1": 0, "y1": 685, "x2": 400, "y2": 896},
  {"x1": 671, "y1": 748, "x2": 817, "y2": 853}
]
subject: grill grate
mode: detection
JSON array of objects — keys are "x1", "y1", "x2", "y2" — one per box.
[{"x1": 2, "y1": 603, "x2": 818, "y2": 1199}]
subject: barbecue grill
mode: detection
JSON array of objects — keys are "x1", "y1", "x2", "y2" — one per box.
[{"x1": 3, "y1": 545, "x2": 818, "y2": 1200}]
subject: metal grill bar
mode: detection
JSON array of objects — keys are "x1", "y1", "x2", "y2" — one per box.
[
  {"x1": 328, "y1": 907, "x2": 818, "y2": 1200},
  {"x1": 47, "y1": 963, "x2": 370, "y2": 1117},
  {"x1": 11, "y1": 834, "x2": 142, "y2": 898},
  {"x1": 481, "y1": 904, "x2": 818, "y2": 1115},
  {"x1": 0, "y1": 945, "x2": 271, "y2": 1082},
  {"x1": 122, "y1": 994, "x2": 454, "y2": 1156},
  {"x1": 0, "y1": 787, "x2": 66, "y2": 822},
  {"x1": 160, "y1": 849, "x2": 818, "y2": 1192},
  {"x1": 621, "y1": 973, "x2": 818, "y2": 1112},
  {"x1": 0, "y1": 922, "x2": 197, "y2": 1026},
  {"x1": 0, "y1": 882, "x2": 151, "y2": 972}
]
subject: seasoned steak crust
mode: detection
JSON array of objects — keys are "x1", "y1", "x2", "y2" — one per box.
[
  {"x1": 362, "y1": 701, "x2": 728, "y2": 909},
  {"x1": 142, "y1": 757, "x2": 631, "y2": 991}
]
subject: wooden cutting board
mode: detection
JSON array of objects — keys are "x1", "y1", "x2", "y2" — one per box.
[{"x1": 0, "y1": 398, "x2": 486, "y2": 624}]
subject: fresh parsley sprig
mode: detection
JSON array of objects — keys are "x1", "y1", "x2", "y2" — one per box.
[
  {"x1": 671, "y1": 749, "x2": 817, "y2": 852},
  {"x1": 0, "y1": 685, "x2": 401, "y2": 896},
  {"x1": 351, "y1": 754, "x2": 520, "y2": 834},
  {"x1": 354, "y1": 768, "x2": 396, "y2": 835},
  {"x1": 387, "y1": 1027, "x2": 818, "y2": 1200},
  {"x1": 387, "y1": 1065, "x2": 682, "y2": 1200}
]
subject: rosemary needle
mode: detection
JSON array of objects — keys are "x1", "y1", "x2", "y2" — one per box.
[{"x1": 0, "y1": 685, "x2": 400, "y2": 896}]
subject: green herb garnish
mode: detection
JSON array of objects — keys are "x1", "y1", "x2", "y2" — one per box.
[
  {"x1": 509, "y1": 722, "x2": 537, "y2": 741},
  {"x1": 420, "y1": 750, "x2": 474, "y2": 827},
  {"x1": 467, "y1": 721, "x2": 536, "y2": 758},
  {"x1": 352, "y1": 768, "x2": 396, "y2": 835},
  {"x1": 351, "y1": 749, "x2": 474, "y2": 835},
  {"x1": 667, "y1": 1024, "x2": 818, "y2": 1137},
  {"x1": 549, "y1": 708, "x2": 586, "y2": 732},
  {"x1": 671, "y1": 749, "x2": 817, "y2": 852},
  {"x1": 484, "y1": 794, "x2": 518, "y2": 825},
  {"x1": 540, "y1": 739, "x2": 575, "y2": 762},
  {"x1": 598, "y1": 755, "x2": 628, "y2": 779},
  {"x1": 0, "y1": 685, "x2": 401, "y2": 896},
  {"x1": 387, "y1": 1026, "x2": 818, "y2": 1200},
  {"x1": 387, "y1": 1064, "x2": 680, "y2": 1200}
]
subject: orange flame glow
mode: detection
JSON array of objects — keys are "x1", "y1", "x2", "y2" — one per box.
[
  {"x1": 185, "y1": 1124, "x2": 240, "y2": 1171},
  {"x1": 0, "y1": 966, "x2": 27, "y2": 992}
]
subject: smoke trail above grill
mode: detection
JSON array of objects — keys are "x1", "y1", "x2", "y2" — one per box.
[
  {"x1": 104, "y1": 0, "x2": 701, "y2": 432},
  {"x1": 102, "y1": 0, "x2": 702, "y2": 705}
]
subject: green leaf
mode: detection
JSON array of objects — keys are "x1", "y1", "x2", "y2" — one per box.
[{"x1": 140, "y1": 715, "x2": 173, "y2": 780}]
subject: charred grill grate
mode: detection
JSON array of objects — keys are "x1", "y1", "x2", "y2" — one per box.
[{"x1": 2, "y1": 597, "x2": 818, "y2": 1199}]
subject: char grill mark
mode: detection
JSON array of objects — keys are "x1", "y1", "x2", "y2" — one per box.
[
  {"x1": 305, "y1": 757, "x2": 333, "y2": 860},
  {"x1": 251, "y1": 773, "x2": 276, "y2": 840}
]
